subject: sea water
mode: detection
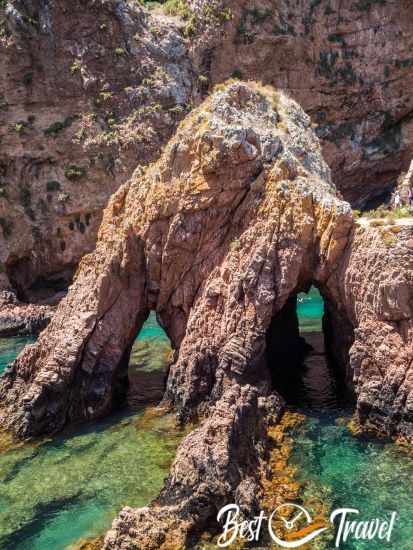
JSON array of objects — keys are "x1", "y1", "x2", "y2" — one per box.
[
  {"x1": 0, "y1": 294, "x2": 411, "y2": 548},
  {"x1": 0, "y1": 315, "x2": 180, "y2": 550}
]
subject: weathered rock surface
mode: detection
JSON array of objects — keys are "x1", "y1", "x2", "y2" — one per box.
[
  {"x1": 0, "y1": 290, "x2": 52, "y2": 336},
  {"x1": 328, "y1": 222, "x2": 413, "y2": 443},
  {"x1": 189, "y1": 0, "x2": 413, "y2": 207},
  {"x1": 1, "y1": 80, "x2": 413, "y2": 547},
  {"x1": 0, "y1": 0, "x2": 193, "y2": 304},
  {"x1": 1, "y1": 0, "x2": 413, "y2": 324},
  {"x1": 0, "y1": 80, "x2": 353, "y2": 546},
  {"x1": 0, "y1": 81, "x2": 352, "y2": 436}
]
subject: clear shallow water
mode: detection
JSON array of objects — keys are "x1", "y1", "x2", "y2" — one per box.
[
  {"x1": 293, "y1": 289, "x2": 413, "y2": 549},
  {"x1": 291, "y1": 413, "x2": 413, "y2": 549},
  {"x1": 297, "y1": 286, "x2": 324, "y2": 332},
  {"x1": 0, "y1": 300, "x2": 412, "y2": 549},
  {"x1": 0, "y1": 314, "x2": 179, "y2": 550}
]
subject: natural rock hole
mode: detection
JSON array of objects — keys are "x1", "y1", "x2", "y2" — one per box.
[
  {"x1": 266, "y1": 287, "x2": 354, "y2": 411},
  {"x1": 113, "y1": 313, "x2": 172, "y2": 412}
]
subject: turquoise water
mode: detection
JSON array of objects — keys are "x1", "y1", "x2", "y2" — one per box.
[
  {"x1": 291, "y1": 414, "x2": 413, "y2": 549},
  {"x1": 0, "y1": 300, "x2": 412, "y2": 548},
  {"x1": 293, "y1": 289, "x2": 413, "y2": 549},
  {"x1": 0, "y1": 314, "x2": 179, "y2": 550},
  {"x1": 297, "y1": 286, "x2": 324, "y2": 332},
  {"x1": 0, "y1": 336, "x2": 36, "y2": 375}
]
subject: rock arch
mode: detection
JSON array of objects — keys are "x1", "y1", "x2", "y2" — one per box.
[
  {"x1": 0, "y1": 82, "x2": 352, "y2": 438},
  {"x1": 0, "y1": 81, "x2": 412, "y2": 548}
]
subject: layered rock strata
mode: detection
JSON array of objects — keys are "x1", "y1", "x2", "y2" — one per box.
[
  {"x1": 328, "y1": 222, "x2": 413, "y2": 443},
  {"x1": 1, "y1": 81, "x2": 412, "y2": 547},
  {"x1": 189, "y1": 0, "x2": 413, "y2": 207}
]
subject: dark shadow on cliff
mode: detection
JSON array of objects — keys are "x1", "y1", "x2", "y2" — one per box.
[
  {"x1": 112, "y1": 313, "x2": 173, "y2": 412},
  {"x1": 265, "y1": 288, "x2": 355, "y2": 411}
]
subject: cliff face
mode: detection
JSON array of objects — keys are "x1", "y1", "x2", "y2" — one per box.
[
  {"x1": 0, "y1": 81, "x2": 353, "y2": 546},
  {"x1": 329, "y1": 222, "x2": 413, "y2": 443},
  {"x1": 0, "y1": 0, "x2": 193, "y2": 299},
  {"x1": 190, "y1": 0, "x2": 413, "y2": 207}
]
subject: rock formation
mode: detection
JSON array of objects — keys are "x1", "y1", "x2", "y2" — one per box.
[
  {"x1": 328, "y1": 221, "x2": 413, "y2": 443},
  {"x1": 1, "y1": 80, "x2": 412, "y2": 547},
  {"x1": 0, "y1": 290, "x2": 52, "y2": 336},
  {"x1": 0, "y1": 81, "x2": 353, "y2": 435},
  {"x1": 1, "y1": 0, "x2": 413, "y2": 336},
  {"x1": 0, "y1": 80, "x2": 343, "y2": 546},
  {"x1": 189, "y1": 0, "x2": 413, "y2": 207}
]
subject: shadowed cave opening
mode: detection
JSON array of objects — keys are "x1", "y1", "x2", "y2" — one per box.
[
  {"x1": 266, "y1": 287, "x2": 354, "y2": 411},
  {"x1": 113, "y1": 313, "x2": 173, "y2": 411}
]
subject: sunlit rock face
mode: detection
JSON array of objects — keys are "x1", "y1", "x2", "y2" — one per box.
[
  {"x1": 0, "y1": 80, "x2": 354, "y2": 548},
  {"x1": 188, "y1": 0, "x2": 413, "y2": 207},
  {"x1": 0, "y1": 81, "x2": 352, "y2": 438},
  {"x1": 329, "y1": 222, "x2": 413, "y2": 443},
  {"x1": 1, "y1": 80, "x2": 412, "y2": 548}
]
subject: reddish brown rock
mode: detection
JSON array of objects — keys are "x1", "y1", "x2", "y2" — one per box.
[
  {"x1": 326, "y1": 223, "x2": 413, "y2": 442},
  {"x1": 0, "y1": 81, "x2": 353, "y2": 438},
  {"x1": 1, "y1": 80, "x2": 412, "y2": 548},
  {"x1": 188, "y1": 0, "x2": 413, "y2": 207},
  {"x1": 0, "y1": 290, "x2": 52, "y2": 336},
  {"x1": 0, "y1": 81, "x2": 354, "y2": 546},
  {"x1": 0, "y1": 0, "x2": 193, "y2": 303}
]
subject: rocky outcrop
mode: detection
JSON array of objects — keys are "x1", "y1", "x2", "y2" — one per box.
[
  {"x1": 0, "y1": 81, "x2": 352, "y2": 437},
  {"x1": 1, "y1": 80, "x2": 412, "y2": 547},
  {"x1": 0, "y1": 80, "x2": 354, "y2": 545},
  {"x1": 189, "y1": 0, "x2": 413, "y2": 207},
  {"x1": 104, "y1": 387, "x2": 282, "y2": 550},
  {"x1": 0, "y1": 291, "x2": 52, "y2": 336},
  {"x1": 0, "y1": 0, "x2": 193, "y2": 302},
  {"x1": 327, "y1": 221, "x2": 413, "y2": 443}
]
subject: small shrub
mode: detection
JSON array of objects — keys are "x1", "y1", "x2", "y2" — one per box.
[
  {"x1": 14, "y1": 122, "x2": 25, "y2": 134},
  {"x1": 100, "y1": 91, "x2": 114, "y2": 102},
  {"x1": 393, "y1": 207, "x2": 411, "y2": 219},
  {"x1": 69, "y1": 60, "x2": 81, "y2": 74},
  {"x1": 44, "y1": 116, "x2": 77, "y2": 137},
  {"x1": 369, "y1": 219, "x2": 385, "y2": 227},
  {"x1": 380, "y1": 229, "x2": 397, "y2": 248},
  {"x1": 115, "y1": 47, "x2": 126, "y2": 56},
  {"x1": 23, "y1": 72, "x2": 33, "y2": 86},
  {"x1": 231, "y1": 69, "x2": 243, "y2": 79},
  {"x1": 230, "y1": 238, "x2": 241, "y2": 252},
  {"x1": 352, "y1": 209, "x2": 362, "y2": 219},
  {"x1": 390, "y1": 226, "x2": 402, "y2": 234},
  {"x1": 64, "y1": 164, "x2": 86, "y2": 181},
  {"x1": 163, "y1": 0, "x2": 192, "y2": 18},
  {"x1": 0, "y1": 217, "x2": 12, "y2": 239},
  {"x1": 46, "y1": 180, "x2": 61, "y2": 192}
]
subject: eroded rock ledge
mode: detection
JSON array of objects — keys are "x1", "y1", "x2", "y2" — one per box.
[{"x1": 0, "y1": 82, "x2": 412, "y2": 548}]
